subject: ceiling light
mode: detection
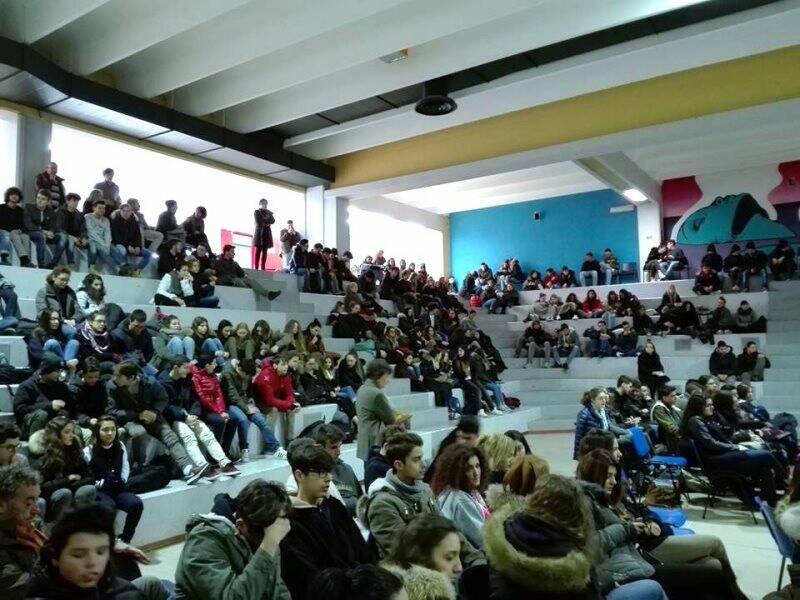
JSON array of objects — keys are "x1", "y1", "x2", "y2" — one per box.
[
  {"x1": 622, "y1": 188, "x2": 648, "y2": 202},
  {"x1": 415, "y1": 78, "x2": 457, "y2": 117}
]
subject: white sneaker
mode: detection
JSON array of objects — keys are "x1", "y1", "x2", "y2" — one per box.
[
  {"x1": 491, "y1": 408, "x2": 504, "y2": 416},
  {"x1": 523, "y1": 363, "x2": 530, "y2": 369},
  {"x1": 616, "y1": 352, "x2": 624, "y2": 357},
  {"x1": 240, "y1": 449, "x2": 250, "y2": 463},
  {"x1": 268, "y1": 448, "x2": 288, "y2": 460},
  {"x1": 477, "y1": 409, "x2": 488, "y2": 417}
]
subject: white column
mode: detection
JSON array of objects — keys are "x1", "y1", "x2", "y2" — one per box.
[
  {"x1": 304, "y1": 185, "x2": 325, "y2": 245},
  {"x1": 17, "y1": 115, "x2": 52, "y2": 203},
  {"x1": 636, "y1": 200, "x2": 663, "y2": 272}
]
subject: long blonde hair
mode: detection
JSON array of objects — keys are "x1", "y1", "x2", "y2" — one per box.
[{"x1": 478, "y1": 433, "x2": 522, "y2": 474}]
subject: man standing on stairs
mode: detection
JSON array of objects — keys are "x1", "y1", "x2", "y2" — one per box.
[
  {"x1": 213, "y1": 244, "x2": 281, "y2": 304},
  {"x1": 279, "y1": 220, "x2": 301, "y2": 271}
]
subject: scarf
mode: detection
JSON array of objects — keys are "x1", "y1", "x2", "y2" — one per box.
[{"x1": 79, "y1": 321, "x2": 110, "y2": 354}]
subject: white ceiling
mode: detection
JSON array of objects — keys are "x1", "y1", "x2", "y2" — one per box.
[
  {"x1": 0, "y1": 0, "x2": 745, "y2": 160},
  {"x1": 384, "y1": 162, "x2": 606, "y2": 214}
]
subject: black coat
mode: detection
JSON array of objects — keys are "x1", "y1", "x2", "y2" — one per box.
[
  {"x1": 280, "y1": 497, "x2": 375, "y2": 600},
  {"x1": 253, "y1": 208, "x2": 274, "y2": 248}
]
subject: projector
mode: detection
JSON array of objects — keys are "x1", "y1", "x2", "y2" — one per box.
[{"x1": 415, "y1": 78, "x2": 457, "y2": 116}]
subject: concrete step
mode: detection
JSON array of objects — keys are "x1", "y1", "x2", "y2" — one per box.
[
  {"x1": 768, "y1": 356, "x2": 796, "y2": 368},
  {"x1": 764, "y1": 368, "x2": 800, "y2": 382},
  {"x1": 765, "y1": 343, "x2": 800, "y2": 356},
  {"x1": 390, "y1": 392, "x2": 435, "y2": 412},
  {"x1": 408, "y1": 408, "x2": 452, "y2": 429},
  {"x1": 764, "y1": 332, "x2": 800, "y2": 344},
  {"x1": 764, "y1": 382, "x2": 800, "y2": 396},
  {"x1": 527, "y1": 418, "x2": 576, "y2": 432},
  {"x1": 771, "y1": 320, "x2": 800, "y2": 332}
]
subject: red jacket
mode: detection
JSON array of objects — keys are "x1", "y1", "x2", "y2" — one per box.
[
  {"x1": 543, "y1": 274, "x2": 560, "y2": 288},
  {"x1": 582, "y1": 297, "x2": 604, "y2": 312},
  {"x1": 190, "y1": 366, "x2": 226, "y2": 414},
  {"x1": 253, "y1": 362, "x2": 296, "y2": 411}
]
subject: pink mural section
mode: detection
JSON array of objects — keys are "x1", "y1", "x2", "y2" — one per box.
[
  {"x1": 768, "y1": 160, "x2": 800, "y2": 205},
  {"x1": 662, "y1": 177, "x2": 703, "y2": 218}
]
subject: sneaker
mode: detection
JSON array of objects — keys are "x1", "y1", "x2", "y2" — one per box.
[
  {"x1": 572, "y1": 315, "x2": 578, "y2": 320},
  {"x1": 616, "y1": 352, "x2": 624, "y2": 357},
  {"x1": 268, "y1": 448, "x2": 288, "y2": 460},
  {"x1": 267, "y1": 291, "x2": 282, "y2": 301},
  {"x1": 221, "y1": 463, "x2": 242, "y2": 477},
  {"x1": 523, "y1": 363, "x2": 530, "y2": 369},
  {"x1": 477, "y1": 409, "x2": 488, "y2": 417},
  {"x1": 184, "y1": 464, "x2": 209, "y2": 485},
  {"x1": 204, "y1": 467, "x2": 223, "y2": 482},
  {"x1": 240, "y1": 449, "x2": 250, "y2": 463},
  {"x1": 491, "y1": 407, "x2": 504, "y2": 416},
  {"x1": 544, "y1": 361, "x2": 553, "y2": 368}
]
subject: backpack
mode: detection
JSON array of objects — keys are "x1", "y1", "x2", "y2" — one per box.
[
  {"x1": 469, "y1": 294, "x2": 481, "y2": 308},
  {"x1": 0, "y1": 363, "x2": 34, "y2": 385},
  {"x1": 503, "y1": 395, "x2": 521, "y2": 409}
]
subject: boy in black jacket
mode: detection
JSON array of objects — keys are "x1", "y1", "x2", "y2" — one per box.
[
  {"x1": 13, "y1": 355, "x2": 73, "y2": 438},
  {"x1": 281, "y1": 442, "x2": 374, "y2": 599}
]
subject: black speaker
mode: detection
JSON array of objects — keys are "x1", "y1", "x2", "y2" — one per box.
[
  {"x1": 415, "y1": 77, "x2": 457, "y2": 116},
  {"x1": 533, "y1": 211, "x2": 542, "y2": 221}
]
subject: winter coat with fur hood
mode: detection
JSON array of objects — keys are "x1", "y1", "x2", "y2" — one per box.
[
  {"x1": 382, "y1": 563, "x2": 456, "y2": 600},
  {"x1": 483, "y1": 502, "x2": 600, "y2": 600}
]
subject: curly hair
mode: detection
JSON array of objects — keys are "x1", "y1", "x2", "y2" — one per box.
[
  {"x1": 430, "y1": 443, "x2": 488, "y2": 496},
  {"x1": 527, "y1": 474, "x2": 597, "y2": 553},
  {"x1": 39, "y1": 416, "x2": 82, "y2": 478},
  {"x1": 3, "y1": 186, "x2": 22, "y2": 203}
]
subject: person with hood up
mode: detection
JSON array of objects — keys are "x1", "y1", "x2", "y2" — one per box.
[
  {"x1": 280, "y1": 441, "x2": 374, "y2": 599},
  {"x1": 174, "y1": 479, "x2": 292, "y2": 600},
  {"x1": 485, "y1": 472, "x2": 666, "y2": 600},
  {"x1": 769, "y1": 239, "x2": 796, "y2": 281}
]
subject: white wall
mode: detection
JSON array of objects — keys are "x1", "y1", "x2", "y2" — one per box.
[{"x1": 636, "y1": 201, "x2": 662, "y2": 268}]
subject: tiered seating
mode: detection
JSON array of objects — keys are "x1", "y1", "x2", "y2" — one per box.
[
  {"x1": 1, "y1": 264, "x2": 543, "y2": 546},
  {"x1": 478, "y1": 279, "x2": 800, "y2": 432}
]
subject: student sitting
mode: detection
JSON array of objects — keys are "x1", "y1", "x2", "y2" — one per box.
[
  {"x1": 185, "y1": 256, "x2": 219, "y2": 307},
  {"x1": 13, "y1": 355, "x2": 74, "y2": 438},
  {"x1": 723, "y1": 244, "x2": 743, "y2": 291},
  {"x1": 150, "y1": 315, "x2": 194, "y2": 371},
  {"x1": 522, "y1": 270, "x2": 543, "y2": 290},
  {"x1": 75, "y1": 312, "x2": 117, "y2": 372},
  {"x1": 741, "y1": 241, "x2": 769, "y2": 291},
  {"x1": 174, "y1": 479, "x2": 292, "y2": 599},
  {"x1": 106, "y1": 363, "x2": 207, "y2": 485},
  {"x1": 68, "y1": 358, "x2": 112, "y2": 434},
  {"x1": 706, "y1": 296, "x2": 736, "y2": 334},
  {"x1": 701, "y1": 243, "x2": 724, "y2": 273},
  {"x1": 650, "y1": 385, "x2": 682, "y2": 454},
  {"x1": 111, "y1": 202, "x2": 152, "y2": 273},
  {"x1": 638, "y1": 341, "x2": 669, "y2": 396},
  {"x1": 542, "y1": 268, "x2": 560, "y2": 288},
  {"x1": 709, "y1": 341, "x2": 737, "y2": 382},
  {"x1": 360, "y1": 432, "x2": 482, "y2": 565},
  {"x1": 158, "y1": 357, "x2": 242, "y2": 482},
  {"x1": 155, "y1": 199, "x2": 185, "y2": 242},
  {"x1": 311, "y1": 424, "x2": 363, "y2": 515},
  {"x1": 578, "y1": 289, "x2": 604, "y2": 318},
  {"x1": 600, "y1": 247, "x2": 620, "y2": 284},
  {"x1": 156, "y1": 239, "x2": 184, "y2": 278},
  {"x1": 26, "y1": 504, "x2": 157, "y2": 600},
  {"x1": 552, "y1": 323, "x2": 580, "y2": 370},
  {"x1": 109, "y1": 310, "x2": 156, "y2": 377},
  {"x1": 24, "y1": 189, "x2": 58, "y2": 268},
  {"x1": 82, "y1": 415, "x2": 143, "y2": 544},
  {"x1": 573, "y1": 387, "x2": 628, "y2": 459},
  {"x1": 225, "y1": 322, "x2": 256, "y2": 361},
  {"x1": 154, "y1": 262, "x2": 216, "y2": 308},
  {"x1": 0, "y1": 186, "x2": 33, "y2": 266},
  {"x1": 35, "y1": 266, "x2": 79, "y2": 334},
  {"x1": 215, "y1": 244, "x2": 281, "y2": 302},
  {"x1": 514, "y1": 320, "x2": 553, "y2": 368},
  {"x1": 681, "y1": 394, "x2": 784, "y2": 506},
  {"x1": 37, "y1": 416, "x2": 97, "y2": 522},
  {"x1": 431, "y1": 444, "x2": 490, "y2": 550},
  {"x1": 559, "y1": 265, "x2": 577, "y2": 287},
  {"x1": 658, "y1": 239, "x2": 687, "y2": 280},
  {"x1": 220, "y1": 358, "x2": 285, "y2": 461},
  {"x1": 382, "y1": 514, "x2": 462, "y2": 600},
  {"x1": 189, "y1": 316, "x2": 225, "y2": 362},
  {"x1": 252, "y1": 356, "x2": 301, "y2": 449},
  {"x1": 53, "y1": 192, "x2": 88, "y2": 270},
  {"x1": 736, "y1": 341, "x2": 770, "y2": 384},
  {"x1": 583, "y1": 321, "x2": 615, "y2": 358},
  {"x1": 281, "y1": 442, "x2": 374, "y2": 599},
  {"x1": 613, "y1": 321, "x2": 642, "y2": 357},
  {"x1": 556, "y1": 292, "x2": 579, "y2": 320},
  {"x1": 28, "y1": 309, "x2": 80, "y2": 367},
  {"x1": 732, "y1": 300, "x2": 767, "y2": 333},
  {"x1": 769, "y1": 239, "x2": 796, "y2": 281},
  {"x1": 84, "y1": 201, "x2": 125, "y2": 274},
  {"x1": 693, "y1": 264, "x2": 722, "y2": 295},
  {"x1": 75, "y1": 273, "x2": 124, "y2": 330},
  {"x1": 578, "y1": 252, "x2": 601, "y2": 287}
]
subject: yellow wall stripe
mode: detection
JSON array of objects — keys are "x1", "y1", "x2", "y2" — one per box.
[{"x1": 329, "y1": 45, "x2": 800, "y2": 188}]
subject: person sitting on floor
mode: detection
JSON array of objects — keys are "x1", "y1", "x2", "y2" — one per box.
[
  {"x1": 693, "y1": 264, "x2": 722, "y2": 295},
  {"x1": 732, "y1": 300, "x2": 767, "y2": 333},
  {"x1": 579, "y1": 253, "x2": 602, "y2": 287},
  {"x1": 578, "y1": 289, "x2": 604, "y2": 318},
  {"x1": 709, "y1": 341, "x2": 737, "y2": 383},
  {"x1": 769, "y1": 239, "x2": 796, "y2": 281},
  {"x1": 736, "y1": 341, "x2": 770, "y2": 384}
]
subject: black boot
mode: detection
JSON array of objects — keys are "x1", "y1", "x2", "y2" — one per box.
[
  {"x1": 19, "y1": 256, "x2": 32, "y2": 267},
  {"x1": 0, "y1": 254, "x2": 8, "y2": 266}
]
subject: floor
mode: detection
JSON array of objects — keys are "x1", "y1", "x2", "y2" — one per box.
[{"x1": 140, "y1": 432, "x2": 782, "y2": 599}]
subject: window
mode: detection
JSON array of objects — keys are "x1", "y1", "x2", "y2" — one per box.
[
  {"x1": 348, "y1": 206, "x2": 443, "y2": 278},
  {"x1": 0, "y1": 109, "x2": 19, "y2": 189},
  {"x1": 49, "y1": 123, "x2": 304, "y2": 253}
]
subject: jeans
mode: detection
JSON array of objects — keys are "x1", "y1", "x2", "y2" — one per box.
[
  {"x1": 482, "y1": 381, "x2": 505, "y2": 409},
  {"x1": 606, "y1": 580, "x2": 667, "y2": 600},
  {"x1": 172, "y1": 419, "x2": 231, "y2": 468},
  {"x1": 707, "y1": 448, "x2": 782, "y2": 505},
  {"x1": 741, "y1": 268, "x2": 768, "y2": 290},
  {"x1": 554, "y1": 345, "x2": 580, "y2": 366},
  {"x1": 201, "y1": 338, "x2": 225, "y2": 362},
  {"x1": 124, "y1": 418, "x2": 193, "y2": 472},
  {"x1": 166, "y1": 336, "x2": 195, "y2": 360},
  {"x1": 579, "y1": 271, "x2": 598, "y2": 287},
  {"x1": 266, "y1": 407, "x2": 297, "y2": 447},
  {"x1": 659, "y1": 260, "x2": 682, "y2": 279},
  {"x1": 113, "y1": 244, "x2": 152, "y2": 270},
  {"x1": 51, "y1": 232, "x2": 76, "y2": 264},
  {"x1": 191, "y1": 295, "x2": 220, "y2": 308},
  {"x1": 97, "y1": 491, "x2": 143, "y2": 543},
  {"x1": 0, "y1": 287, "x2": 18, "y2": 318},
  {"x1": 88, "y1": 242, "x2": 123, "y2": 270},
  {"x1": 0, "y1": 229, "x2": 30, "y2": 259},
  {"x1": 614, "y1": 345, "x2": 642, "y2": 357},
  {"x1": 294, "y1": 267, "x2": 309, "y2": 291},
  {"x1": 227, "y1": 405, "x2": 281, "y2": 453},
  {"x1": 483, "y1": 298, "x2": 498, "y2": 313},
  {"x1": 43, "y1": 338, "x2": 80, "y2": 361},
  {"x1": 588, "y1": 338, "x2": 613, "y2": 357},
  {"x1": 600, "y1": 263, "x2": 617, "y2": 285}
]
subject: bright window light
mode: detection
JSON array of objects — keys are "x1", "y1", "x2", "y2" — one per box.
[
  {"x1": 622, "y1": 188, "x2": 648, "y2": 202},
  {"x1": 348, "y1": 206, "x2": 444, "y2": 278},
  {"x1": 49, "y1": 124, "x2": 305, "y2": 258},
  {"x1": 0, "y1": 109, "x2": 19, "y2": 188}
]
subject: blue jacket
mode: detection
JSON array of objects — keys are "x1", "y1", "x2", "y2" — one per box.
[{"x1": 574, "y1": 405, "x2": 604, "y2": 459}]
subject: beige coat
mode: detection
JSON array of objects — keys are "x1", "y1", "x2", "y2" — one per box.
[{"x1": 355, "y1": 379, "x2": 395, "y2": 459}]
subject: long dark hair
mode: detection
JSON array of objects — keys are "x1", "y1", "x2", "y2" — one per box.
[
  {"x1": 215, "y1": 319, "x2": 233, "y2": 341},
  {"x1": 36, "y1": 309, "x2": 62, "y2": 336},
  {"x1": 81, "y1": 273, "x2": 106, "y2": 303},
  {"x1": 40, "y1": 416, "x2": 81, "y2": 476},
  {"x1": 576, "y1": 449, "x2": 622, "y2": 505},
  {"x1": 388, "y1": 514, "x2": 459, "y2": 570},
  {"x1": 680, "y1": 394, "x2": 708, "y2": 434}
]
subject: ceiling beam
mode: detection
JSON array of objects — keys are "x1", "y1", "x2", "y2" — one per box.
[
  {"x1": 109, "y1": 0, "x2": 406, "y2": 99},
  {"x1": 0, "y1": 0, "x2": 111, "y2": 43},
  {"x1": 223, "y1": 0, "x2": 711, "y2": 132},
  {"x1": 172, "y1": 0, "x2": 537, "y2": 116},
  {"x1": 36, "y1": 0, "x2": 251, "y2": 76}
]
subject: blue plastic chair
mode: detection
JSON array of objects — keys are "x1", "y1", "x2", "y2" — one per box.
[
  {"x1": 629, "y1": 426, "x2": 687, "y2": 496},
  {"x1": 648, "y1": 506, "x2": 687, "y2": 529},
  {"x1": 757, "y1": 496, "x2": 799, "y2": 590}
]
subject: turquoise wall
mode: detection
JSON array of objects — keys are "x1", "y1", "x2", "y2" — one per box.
[{"x1": 449, "y1": 189, "x2": 639, "y2": 282}]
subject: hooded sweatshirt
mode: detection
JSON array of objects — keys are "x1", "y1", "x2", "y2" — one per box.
[
  {"x1": 174, "y1": 508, "x2": 290, "y2": 600},
  {"x1": 280, "y1": 495, "x2": 374, "y2": 599}
]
